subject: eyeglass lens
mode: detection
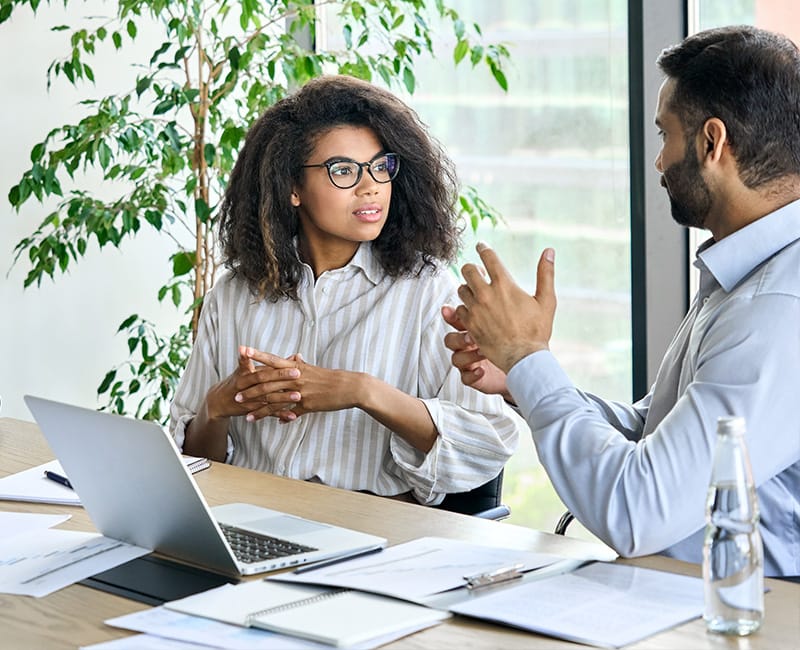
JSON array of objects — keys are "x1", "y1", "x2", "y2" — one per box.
[{"x1": 327, "y1": 154, "x2": 399, "y2": 189}]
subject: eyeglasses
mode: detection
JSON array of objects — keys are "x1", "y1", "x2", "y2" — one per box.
[{"x1": 302, "y1": 153, "x2": 400, "y2": 189}]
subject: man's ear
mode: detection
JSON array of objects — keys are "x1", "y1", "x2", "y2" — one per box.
[{"x1": 700, "y1": 117, "x2": 728, "y2": 164}]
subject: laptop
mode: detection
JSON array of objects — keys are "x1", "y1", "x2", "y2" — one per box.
[{"x1": 24, "y1": 395, "x2": 387, "y2": 576}]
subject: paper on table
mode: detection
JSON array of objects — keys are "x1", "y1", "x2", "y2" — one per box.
[
  {"x1": 0, "y1": 460, "x2": 81, "y2": 505},
  {"x1": 450, "y1": 561, "x2": 705, "y2": 649},
  {"x1": 106, "y1": 606, "x2": 332, "y2": 650},
  {"x1": 273, "y1": 536, "x2": 566, "y2": 601},
  {"x1": 0, "y1": 457, "x2": 209, "y2": 508},
  {"x1": 0, "y1": 511, "x2": 71, "y2": 540},
  {"x1": 0, "y1": 528, "x2": 149, "y2": 597},
  {"x1": 81, "y1": 635, "x2": 212, "y2": 650}
]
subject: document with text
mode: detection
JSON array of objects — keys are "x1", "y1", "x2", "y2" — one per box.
[{"x1": 450, "y1": 561, "x2": 704, "y2": 648}]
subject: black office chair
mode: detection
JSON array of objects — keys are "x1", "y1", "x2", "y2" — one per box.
[
  {"x1": 435, "y1": 470, "x2": 511, "y2": 520},
  {"x1": 554, "y1": 510, "x2": 574, "y2": 535}
]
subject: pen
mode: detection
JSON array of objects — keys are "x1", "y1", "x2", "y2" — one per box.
[
  {"x1": 44, "y1": 470, "x2": 73, "y2": 490},
  {"x1": 293, "y1": 545, "x2": 384, "y2": 574},
  {"x1": 464, "y1": 563, "x2": 524, "y2": 589}
]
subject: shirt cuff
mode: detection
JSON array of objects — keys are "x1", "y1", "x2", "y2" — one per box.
[{"x1": 507, "y1": 350, "x2": 573, "y2": 415}]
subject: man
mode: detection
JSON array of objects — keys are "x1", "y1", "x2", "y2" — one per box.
[{"x1": 443, "y1": 25, "x2": 800, "y2": 577}]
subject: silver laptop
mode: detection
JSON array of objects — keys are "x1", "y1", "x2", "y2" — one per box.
[{"x1": 24, "y1": 395, "x2": 386, "y2": 576}]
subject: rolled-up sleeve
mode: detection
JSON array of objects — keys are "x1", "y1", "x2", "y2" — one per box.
[{"x1": 388, "y1": 278, "x2": 522, "y2": 505}]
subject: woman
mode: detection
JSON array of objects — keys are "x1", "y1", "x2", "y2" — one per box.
[{"x1": 169, "y1": 75, "x2": 520, "y2": 505}]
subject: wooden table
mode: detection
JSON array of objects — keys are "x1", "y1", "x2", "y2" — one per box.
[{"x1": 1, "y1": 416, "x2": 798, "y2": 649}]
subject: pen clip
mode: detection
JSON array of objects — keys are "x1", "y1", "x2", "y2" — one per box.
[{"x1": 464, "y1": 563, "x2": 524, "y2": 590}]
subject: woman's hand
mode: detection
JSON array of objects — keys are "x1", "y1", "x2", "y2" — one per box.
[{"x1": 208, "y1": 346, "x2": 302, "y2": 422}]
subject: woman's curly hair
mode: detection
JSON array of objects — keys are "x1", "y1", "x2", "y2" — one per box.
[{"x1": 218, "y1": 75, "x2": 462, "y2": 301}]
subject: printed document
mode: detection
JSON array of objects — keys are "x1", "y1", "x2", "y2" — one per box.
[
  {"x1": 450, "y1": 561, "x2": 704, "y2": 648},
  {"x1": 274, "y1": 536, "x2": 566, "y2": 601}
]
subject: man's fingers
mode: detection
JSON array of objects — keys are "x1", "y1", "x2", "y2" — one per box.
[
  {"x1": 444, "y1": 330, "x2": 479, "y2": 353},
  {"x1": 475, "y1": 242, "x2": 514, "y2": 285},
  {"x1": 441, "y1": 305, "x2": 466, "y2": 331},
  {"x1": 535, "y1": 248, "x2": 557, "y2": 311},
  {"x1": 459, "y1": 262, "x2": 487, "y2": 294}
]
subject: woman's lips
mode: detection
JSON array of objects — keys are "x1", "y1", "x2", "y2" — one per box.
[{"x1": 353, "y1": 205, "x2": 383, "y2": 223}]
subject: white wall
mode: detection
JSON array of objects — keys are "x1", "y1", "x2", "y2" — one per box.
[{"x1": 0, "y1": 3, "x2": 184, "y2": 420}]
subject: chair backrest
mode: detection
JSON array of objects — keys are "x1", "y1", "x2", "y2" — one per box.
[{"x1": 436, "y1": 470, "x2": 504, "y2": 516}]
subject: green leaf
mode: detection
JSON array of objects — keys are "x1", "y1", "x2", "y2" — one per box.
[
  {"x1": 229, "y1": 46, "x2": 240, "y2": 70},
  {"x1": 171, "y1": 251, "x2": 194, "y2": 276},
  {"x1": 204, "y1": 143, "x2": 216, "y2": 165},
  {"x1": 343, "y1": 24, "x2": 352, "y2": 49},
  {"x1": 112, "y1": 31, "x2": 122, "y2": 49},
  {"x1": 454, "y1": 40, "x2": 469, "y2": 64},
  {"x1": 491, "y1": 66, "x2": 508, "y2": 92},
  {"x1": 126, "y1": 20, "x2": 137, "y2": 39},
  {"x1": 470, "y1": 45, "x2": 483, "y2": 67},
  {"x1": 136, "y1": 76, "x2": 151, "y2": 97},
  {"x1": 31, "y1": 143, "x2": 46, "y2": 163},
  {"x1": 153, "y1": 99, "x2": 174, "y2": 115},
  {"x1": 97, "y1": 370, "x2": 117, "y2": 394},
  {"x1": 194, "y1": 197, "x2": 211, "y2": 222},
  {"x1": 97, "y1": 142, "x2": 112, "y2": 169},
  {"x1": 119, "y1": 314, "x2": 138, "y2": 330},
  {"x1": 402, "y1": 67, "x2": 415, "y2": 94}
]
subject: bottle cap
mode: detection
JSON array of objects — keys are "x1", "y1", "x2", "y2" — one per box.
[{"x1": 716, "y1": 415, "x2": 745, "y2": 436}]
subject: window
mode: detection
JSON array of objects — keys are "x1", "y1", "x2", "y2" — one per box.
[{"x1": 321, "y1": 1, "x2": 631, "y2": 537}]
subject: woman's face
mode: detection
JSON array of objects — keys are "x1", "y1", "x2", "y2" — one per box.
[{"x1": 292, "y1": 125, "x2": 392, "y2": 270}]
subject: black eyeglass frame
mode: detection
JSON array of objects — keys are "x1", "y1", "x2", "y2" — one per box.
[{"x1": 301, "y1": 153, "x2": 400, "y2": 189}]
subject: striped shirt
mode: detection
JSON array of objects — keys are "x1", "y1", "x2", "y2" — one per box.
[{"x1": 169, "y1": 243, "x2": 520, "y2": 505}]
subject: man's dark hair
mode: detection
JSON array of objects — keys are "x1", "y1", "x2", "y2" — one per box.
[
  {"x1": 219, "y1": 75, "x2": 461, "y2": 301},
  {"x1": 657, "y1": 25, "x2": 800, "y2": 188}
]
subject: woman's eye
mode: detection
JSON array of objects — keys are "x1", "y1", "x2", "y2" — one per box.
[{"x1": 330, "y1": 164, "x2": 354, "y2": 176}]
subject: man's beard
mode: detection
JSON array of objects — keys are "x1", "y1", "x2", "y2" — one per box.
[{"x1": 663, "y1": 144, "x2": 712, "y2": 229}]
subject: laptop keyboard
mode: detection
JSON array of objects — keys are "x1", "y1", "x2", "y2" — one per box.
[{"x1": 220, "y1": 524, "x2": 317, "y2": 564}]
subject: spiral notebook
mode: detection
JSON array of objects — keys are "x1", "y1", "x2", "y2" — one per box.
[{"x1": 164, "y1": 579, "x2": 450, "y2": 648}]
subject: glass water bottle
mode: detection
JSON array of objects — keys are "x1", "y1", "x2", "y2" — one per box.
[{"x1": 703, "y1": 415, "x2": 764, "y2": 635}]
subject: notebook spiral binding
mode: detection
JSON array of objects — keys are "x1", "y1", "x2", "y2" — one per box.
[{"x1": 245, "y1": 588, "x2": 350, "y2": 624}]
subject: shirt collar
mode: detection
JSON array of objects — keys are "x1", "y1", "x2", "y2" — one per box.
[
  {"x1": 347, "y1": 242, "x2": 383, "y2": 285},
  {"x1": 294, "y1": 240, "x2": 383, "y2": 286},
  {"x1": 696, "y1": 198, "x2": 800, "y2": 292}
]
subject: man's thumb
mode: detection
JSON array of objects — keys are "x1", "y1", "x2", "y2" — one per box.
[{"x1": 535, "y1": 248, "x2": 556, "y2": 309}]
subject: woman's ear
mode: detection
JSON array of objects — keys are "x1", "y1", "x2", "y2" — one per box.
[{"x1": 290, "y1": 191, "x2": 301, "y2": 207}]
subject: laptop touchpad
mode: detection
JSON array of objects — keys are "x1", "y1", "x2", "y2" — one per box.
[{"x1": 245, "y1": 515, "x2": 329, "y2": 537}]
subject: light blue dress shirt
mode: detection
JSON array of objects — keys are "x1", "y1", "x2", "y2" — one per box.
[{"x1": 508, "y1": 199, "x2": 800, "y2": 577}]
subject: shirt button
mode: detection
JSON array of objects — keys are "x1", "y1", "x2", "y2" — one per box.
[
  {"x1": 278, "y1": 465, "x2": 286, "y2": 473},
  {"x1": 307, "y1": 321, "x2": 315, "y2": 328},
  {"x1": 321, "y1": 286, "x2": 330, "y2": 294},
  {"x1": 702, "y1": 297, "x2": 710, "y2": 305}
]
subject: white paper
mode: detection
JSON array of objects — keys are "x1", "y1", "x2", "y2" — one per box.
[
  {"x1": 106, "y1": 607, "x2": 333, "y2": 649},
  {"x1": 81, "y1": 635, "x2": 212, "y2": 650},
  {"x1": 0, "y1": 511, "x2": 71, "y2": 539},
  {"x1": 450, "y1": 562, "x2": 704, "y2": 648},
  {"x1": 0, "y1": 528, "x2": 149, "y2": 597},
  {"x1": 0, "y1": 460, "x2": 81, "y2": 505},
  {"x1": 274, "y1": 536, "x2": 565, "y2": 600}
]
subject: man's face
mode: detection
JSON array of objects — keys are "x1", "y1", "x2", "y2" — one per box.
[{"x1": 654, "y1": 79, "x2": 712, "y2": 229}]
